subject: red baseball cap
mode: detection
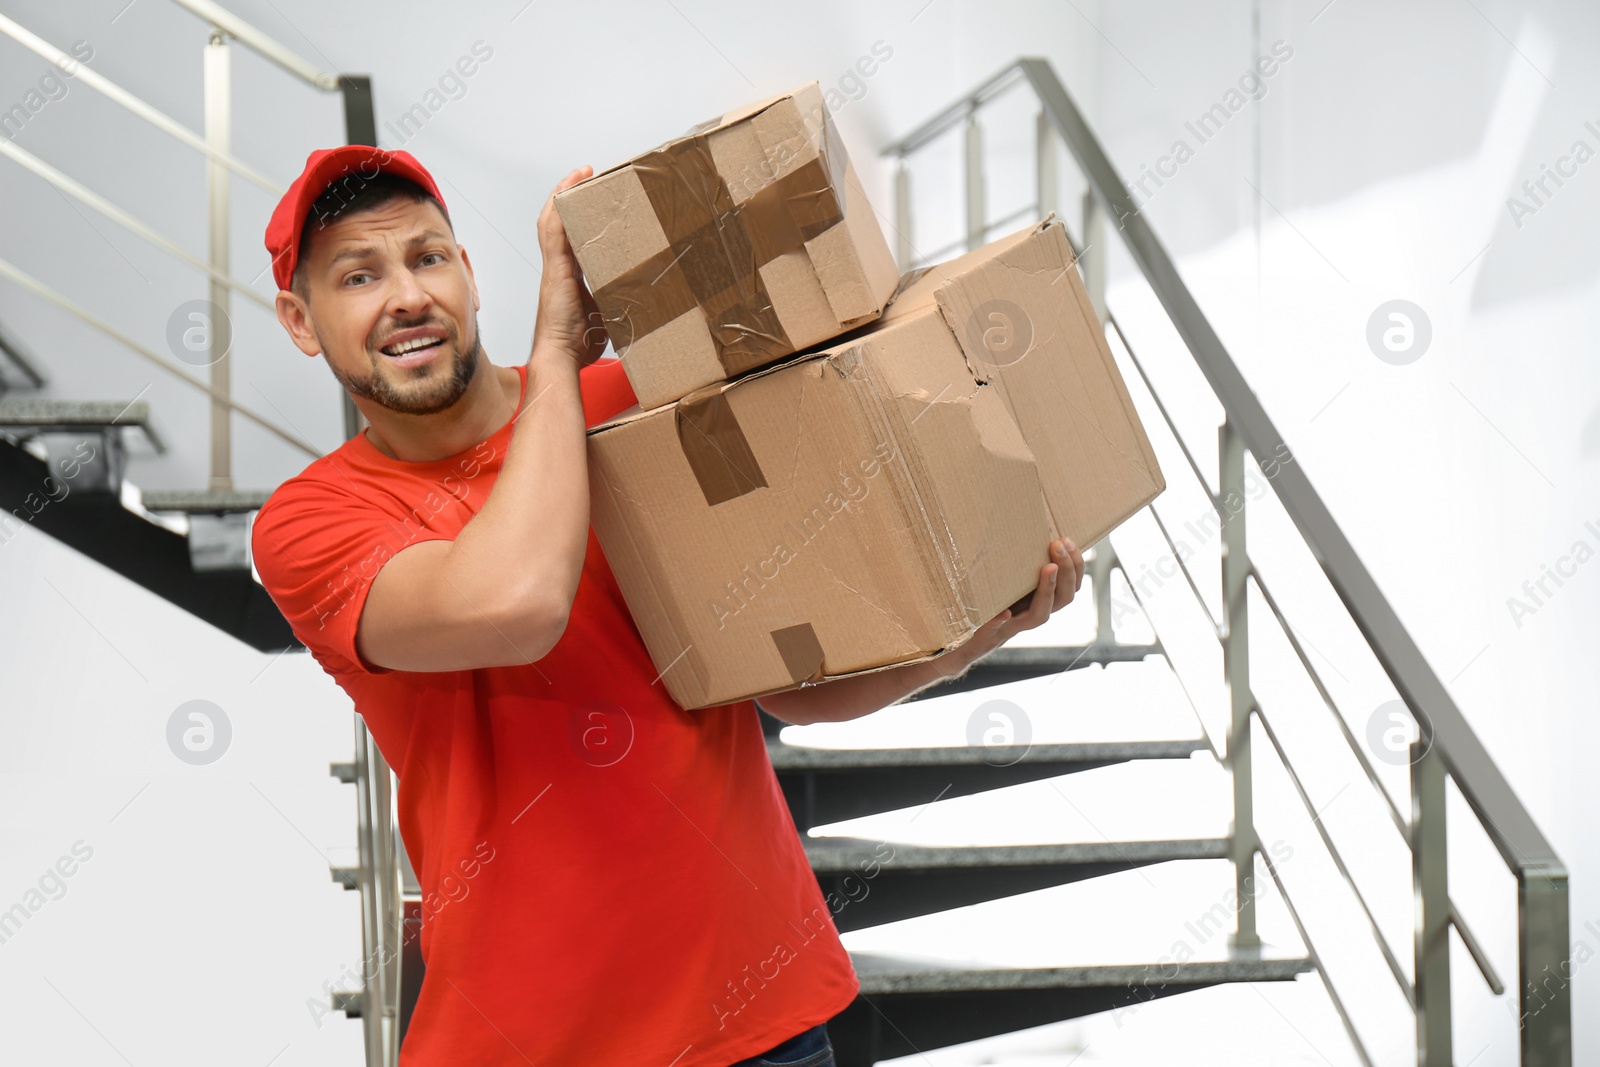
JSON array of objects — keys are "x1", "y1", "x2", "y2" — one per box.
[{"x1": 264, "y1": 145, "x2": 448, "y2": 293}]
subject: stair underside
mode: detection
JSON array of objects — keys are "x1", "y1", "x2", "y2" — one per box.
[
  {"x1": 0, "y1": 441, "x2": 293, "y2": 649},
  {"x1": 798, "y1": 752, "x2": 1234, "y2": 930},
  {"x1": 824, "y1": 858, "x2": 1314, "y2": 1062},
  {"x1": 772, "y1": 658, "x2": 1210, "y2": 827}
]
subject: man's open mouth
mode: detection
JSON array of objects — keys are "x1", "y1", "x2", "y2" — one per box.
[{"x1": 380, "y1": 330, "x2": 448, "y2": 366}]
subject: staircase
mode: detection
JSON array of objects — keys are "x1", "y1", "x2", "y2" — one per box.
[
  {"x1": 0, "y1": 4, "x2": 405, "y2": 1065},
  {"x1": 772, "y1": 657, "x2": 1314, "y2": 1063},
  {"x1": 0, "y1": 8, "x2": 1571, "y2": 1065}
]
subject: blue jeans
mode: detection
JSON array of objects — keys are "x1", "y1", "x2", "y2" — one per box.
[{"x1": 727, "y1": 1021, "x2": 836, "y2": 1067}]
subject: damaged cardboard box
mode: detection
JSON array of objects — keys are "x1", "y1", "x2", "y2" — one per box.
[
  {"x1": 554, "y1": 82, "x2": 900, "y2": 411},
  {"x1": 585, "y1": 218, "x2": 1167, "y2": 711}
]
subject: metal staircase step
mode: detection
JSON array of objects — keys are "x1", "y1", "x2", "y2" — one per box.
[
  {"x1": 825, "y1": 754, "x2": 1231, "y2": 844},
  {"x1": 919, "y1": 641, "x2": 1163, "y2": 695},
  {"x1": 772, "y1": 658, "x2": 1208, "y2": 827},
  {"x1": 802, "y1": 755, "x2": 1232, "y2": 929},
  {"x1": 771, "y1": 738, "x2": 1206, "y2": 829},
  {"x1": 961, "y1": 976, "x2": 1361, "y2": 1066},
  {"x1": 832, "y1": 949, "x2": 1311, "y2": 1066},
  {"x1": 850, "y1": 946, "x2": 1311, "y2": 995},
  {"x1": 139, "y1": 487, "x2": 273, "y2": 512},
  {"x1": 806, "y1": 834, "x2": 1228, "y2": 932},
  {"x1": 780, "y1": 656, "x2": 1202, "y2": 748},
  {"x1": 0, "y1": 396, "x2": 165, "y2": 453},
  {"x1": 823, "y1": 859, "x2": 1313, "y2": 1064}
]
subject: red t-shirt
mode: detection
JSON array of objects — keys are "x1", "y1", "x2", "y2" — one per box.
[{"x1": 250, "y1": 358, "x2": 859, "y2": 1067}]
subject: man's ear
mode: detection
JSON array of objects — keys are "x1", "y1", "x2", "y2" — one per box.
[
  {"x1": 459, "y1": 244, "x2": 480, "y2": 313},
  {"x1": 275, "y1": 290, "x2": 323, "y2": 357}
]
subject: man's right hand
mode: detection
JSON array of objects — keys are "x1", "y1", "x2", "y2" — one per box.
[{"x1": 532, "y1": 166, "x2": 609, "y2": 368}]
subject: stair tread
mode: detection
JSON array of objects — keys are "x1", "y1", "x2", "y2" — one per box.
[
  {"x1": 769, "y1": 737, "x2": 1203, "y2": 769},
  {"x1": 808, "y1": 755, "x2": 1232, "y2": 844},
  {"x1": 941, "y1": 978, "x2": 1362, "y2": 1067},
  {"x1": 849, "y1": 949, "x2": 1312, "y2": 994},
  {"x1": 0, "y1": 397, "x2": 165, "y2": 453},
  {"x1": 840, "y1": 859, "x2": 1308, "y2": 975},
  {"x1": 805, "y1": 835, "x2": 1228, "y2": 871},
  {"x1": 0, "y1": 397, "x2": 153, "y2": 426},
  {"x1": 779, "y1": 658, "x2": 1204, "y2": 752},
  {"x1": 139, "y1": 487, "x2": 274, "y2": 512}
]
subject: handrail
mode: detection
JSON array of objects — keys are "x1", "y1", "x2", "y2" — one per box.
[
  {"x1": 891, "y1": 56, "x2": 1562, "y2": 877},
  {"x1": 888, "y1": 56, "x2": 1567, "y2": 1065},
  {"x1": 0, "y1": 320, "x2": 48, "y2": 391},
  {"x1": 1258, "y1": 847, "x2": 1376, "y2": 1067},
  {"x1": 169, "y1": 0, "x2": 341, "y2": 90},
  {"x1": 1011, "y1": 55, "x2": 1561, "y2": 879},
  {"x1": 1106, "y1": 312, "x2": 1222, "y2": 513},
  {"x1": 882, "y1": 65, "x2": 1028, "y2": 156},
  {"x1": 1254, "y1": 699, "x2": 1417, "y2": 1008},
  {"x1": 0, "y1": 139, "x2": 274, "y2": 311},
  {"x1": 0, "y1": 255, "x2": 319, "y2": 458},
  {"x1": 0, "y1": 13, "x2": 283, "y2": 194}
]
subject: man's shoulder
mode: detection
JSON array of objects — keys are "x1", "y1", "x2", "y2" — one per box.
[{"x1": 254, "y1": 441, "x2": 365, "y2": 524}]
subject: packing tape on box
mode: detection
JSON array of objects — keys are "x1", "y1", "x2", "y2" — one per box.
[
  {"x1": 770, "y1": 622, "x2": 826, "y2": 685},
  {"x1": 594, "y1": 113, "x2": 851, "y2": 376},
  {"x1": 675, "y1": 383, "x2": 768, "y2": 507}
]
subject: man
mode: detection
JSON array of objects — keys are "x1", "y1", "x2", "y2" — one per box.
[{"x1": 250, "y1": 145, "x2": 1084, "y2": 1067}]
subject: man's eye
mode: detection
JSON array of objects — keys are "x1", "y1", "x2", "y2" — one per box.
[
  {"x1": 345, "y1": 272, "x2": 372, "y2": 287},
  {"x1": 419, "y1": 252, "x2": 445, "y2": 266}
]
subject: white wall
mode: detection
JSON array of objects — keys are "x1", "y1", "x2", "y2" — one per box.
[{"x1": 1, "y1": 0, "x2": 1595, "y2": 1064}]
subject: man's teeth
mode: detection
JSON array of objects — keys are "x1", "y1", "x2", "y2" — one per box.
[{"x1": 385, "y1": 336, "x2": 442, "y2": 356}]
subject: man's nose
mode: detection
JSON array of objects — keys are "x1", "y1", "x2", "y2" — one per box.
[{"x1": 386, "y1": 265, "x2": 433, "y2": 317}]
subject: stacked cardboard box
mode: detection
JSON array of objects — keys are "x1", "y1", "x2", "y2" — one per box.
[
  {"x1": 555, "y1": 82, "x2": 900, "y2": 411},
  {"x1": 561, "y1": 85, "x2": 1167, "y2": 711}
]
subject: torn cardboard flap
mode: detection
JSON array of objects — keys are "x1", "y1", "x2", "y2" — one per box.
[
  {"x1": 586, "y1": 219, "x2": 1166, "y2": 710},
  {"x1": 932, "y1": 220, "x2": 1165, "y2": 549}
]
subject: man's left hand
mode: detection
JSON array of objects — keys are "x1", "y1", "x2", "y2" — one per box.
[{"x1": 939, "y1": 536, "x2": 1086, "y2": 675}]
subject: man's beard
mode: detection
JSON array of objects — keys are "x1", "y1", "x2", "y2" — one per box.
[{"x1": 330, "y1": 318, "x2": 482, "y2": 417}]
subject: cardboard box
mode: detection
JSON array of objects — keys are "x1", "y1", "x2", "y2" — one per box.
[
  {"x1": 555, "y1": 82, "x2": 900, "y2": 411},
  {"x1": 585, "y1": 219, "x2": 1166, "y2": 710}
]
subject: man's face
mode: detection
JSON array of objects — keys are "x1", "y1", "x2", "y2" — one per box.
[{"x1": 281, "y1": 194, "x2": 482, "y2": 416}]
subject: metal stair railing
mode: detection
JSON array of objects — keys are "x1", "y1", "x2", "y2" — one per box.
[
  {"x1": 1, "y1": 6, "x2": 406, "y2": 1065},
  {"x1": 0, "y1": 1, "x2": 381, "y2": 477},
  {"x1": 884, "y1": 57, "x2": 1568, "y2": 1067}
]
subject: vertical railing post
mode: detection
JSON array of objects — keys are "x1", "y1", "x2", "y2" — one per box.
[
  {"x1": 376, "y1": 742, "x2": 398, "y2": 1067},
  {"x1": 1412, "y1": 737, "x2": 1452, "y2": 1065},
  {"x1": 1079, "y1": 189, "x2": 1106, "y2": 322},
  {"x1": 374, "y1": 740, "x2": 400, "y2": 1065},
  {"x1": 893, "y1": 157, "x2": 913, "y2": 268},
  {"x1": 1219, "y1": 419, "x2": 1259, "y2": 950},
  {"x1": 1035, "y1": 109, "x2": 1058, "y2": 220},
  {"x1": 340, "y1": 76, "x2": 377, "y2": 442},
  {"x1": 1071, "y1": 178, "x2": 1118, "y2": 653},
  {"x1": 353, "y1": 719, "x2": 404, "y2": 1066},
  {"x1": 1087, "y1": 542, "x2": 1115, "y2": 649},
  {"x1": 203, "y1": 31, "x2": 231, "y2": 489},
  {"x1": 1519, "y1": 867, "x2": 1572, "y2": 1066},
  {"x1": 964, "y1": 109, "x2": 984, "y2": 252}
]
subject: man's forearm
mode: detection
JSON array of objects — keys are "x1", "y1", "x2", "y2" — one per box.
[
  {"x1": 442, "y1": 352, "x2": 589, "y2": 634},
  {"x1": 758, "y1": 642, "x2": 987, "y2": 726}
]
